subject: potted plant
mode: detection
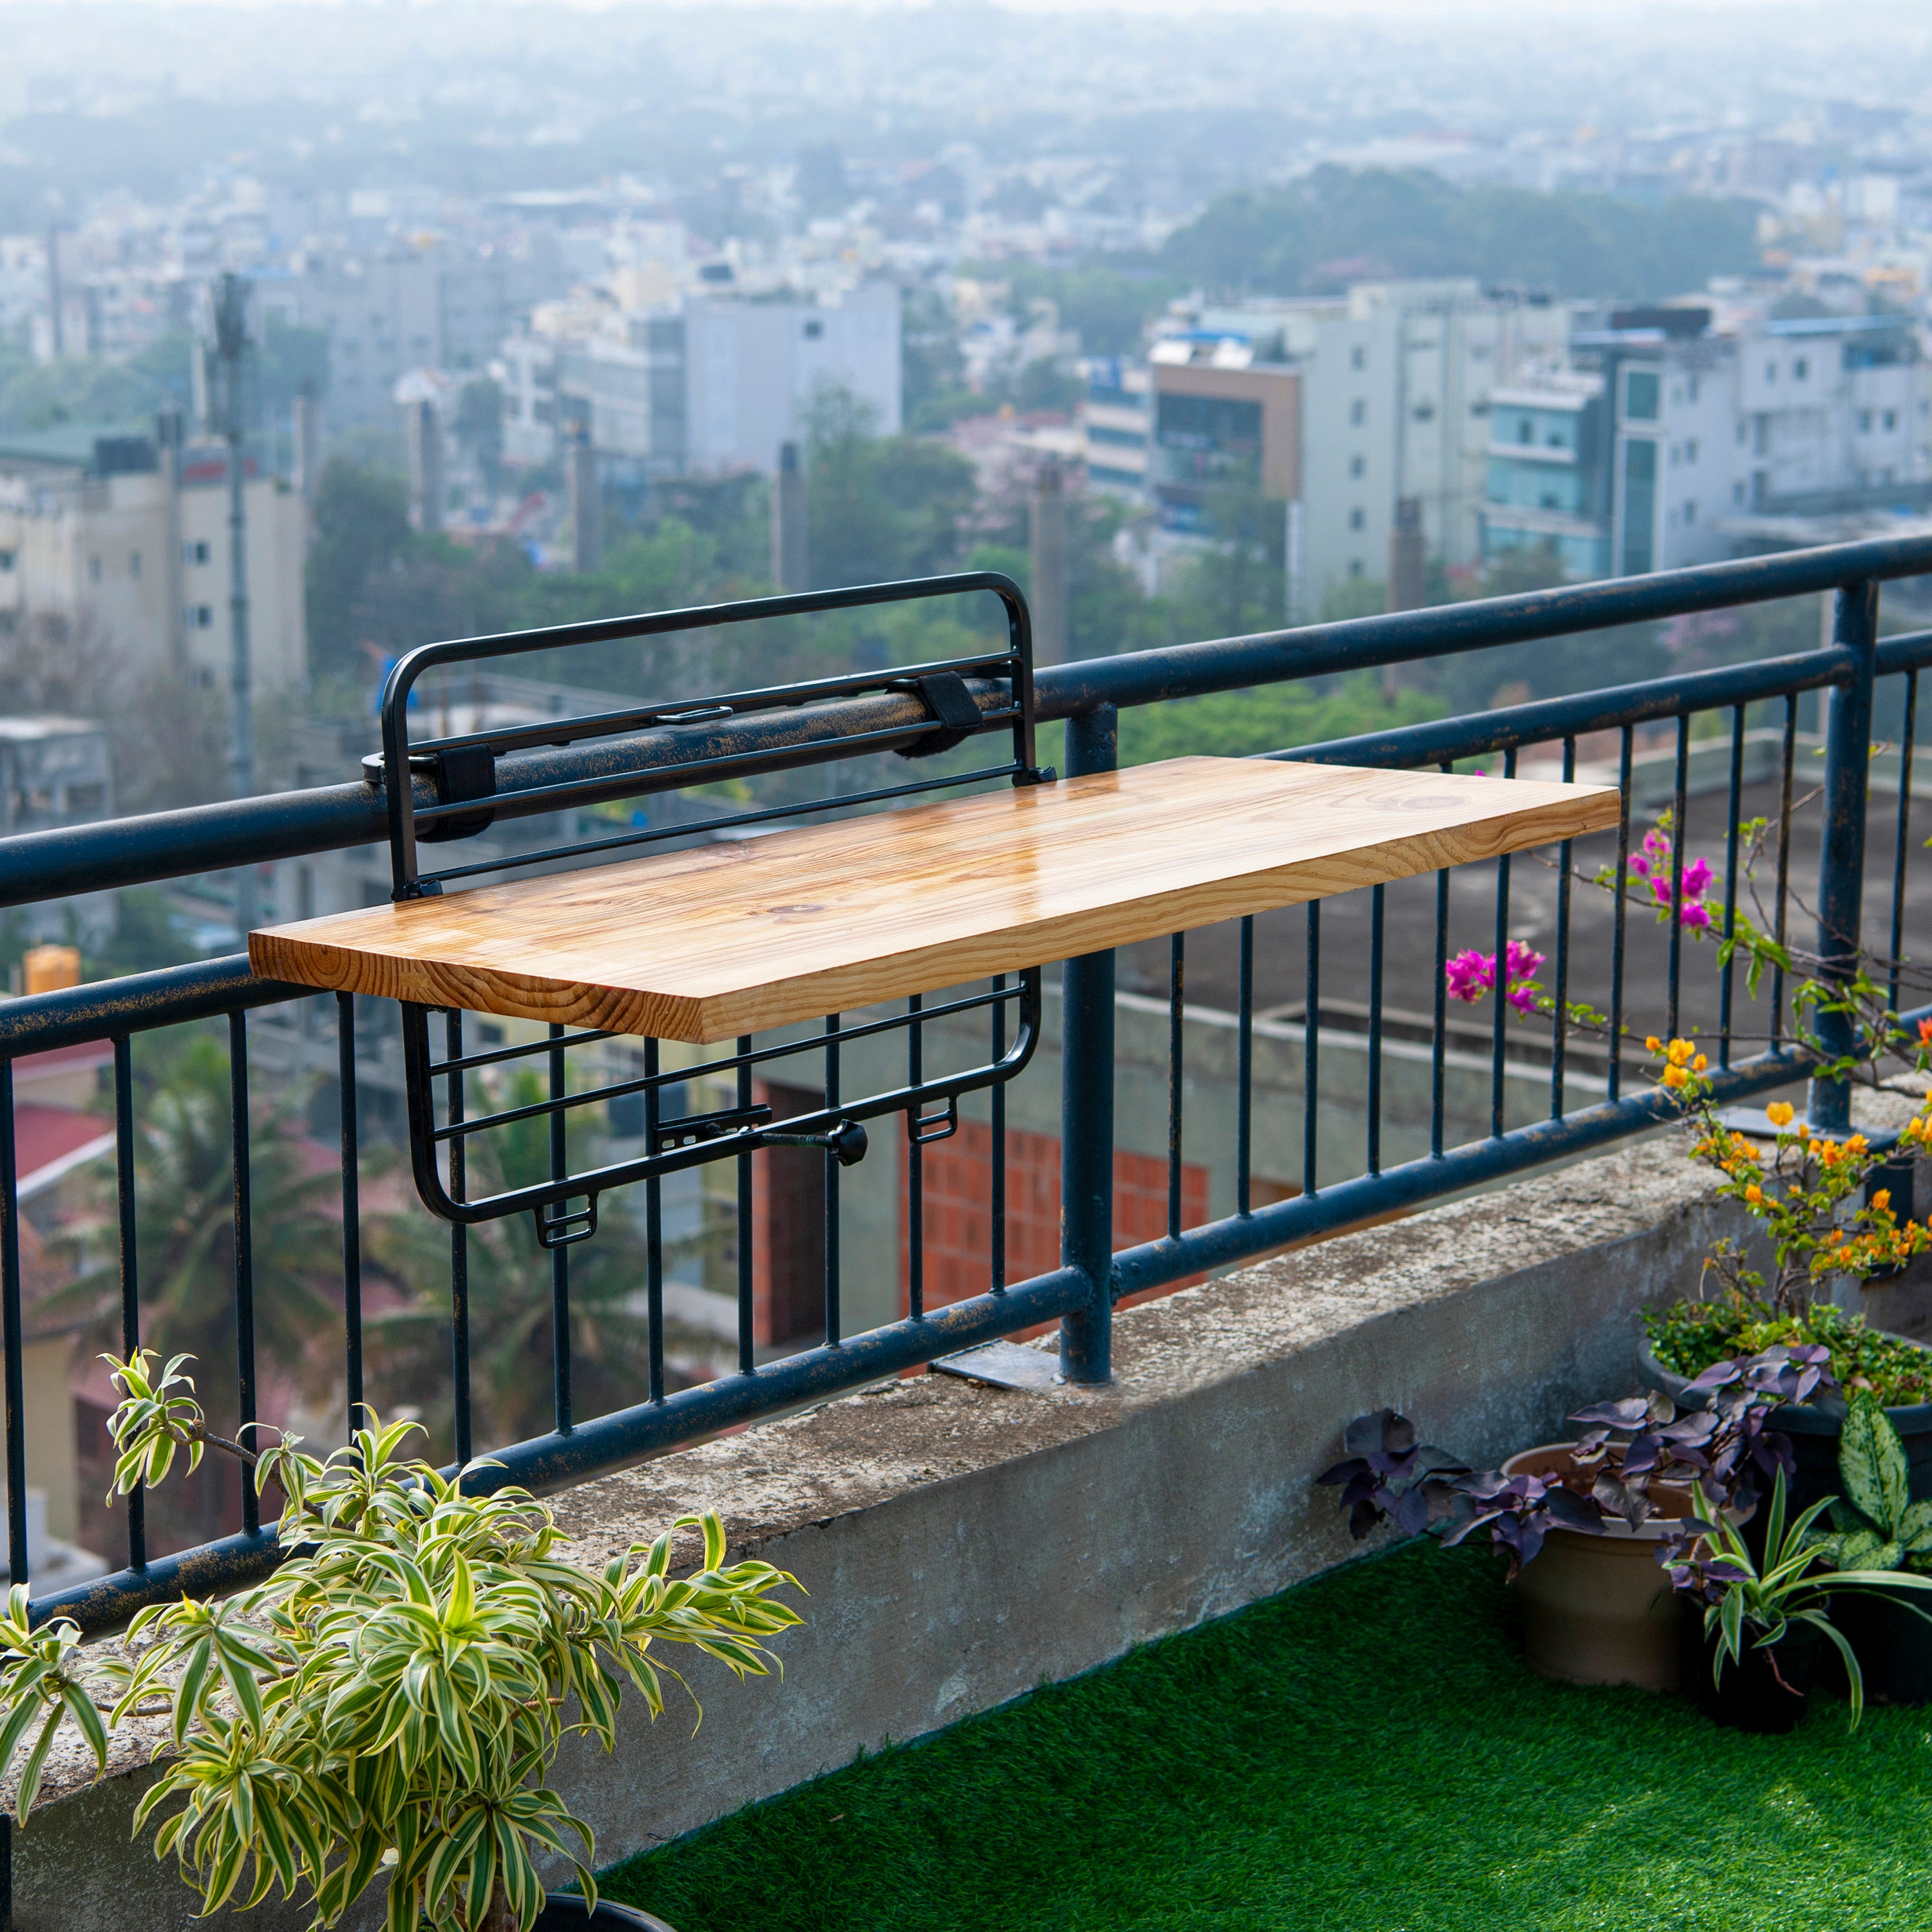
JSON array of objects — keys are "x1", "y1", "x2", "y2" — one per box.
[
  {"x1": 1638, "y1": 1043, "x2": 1932, "y2": 1521},
  {"x1": 1315, "y1": 1350, "x2": 1801, "y2": 1693},
  {"x1": 1659, "y1": 1461, "x2": 1932, "y2": 1732},
  {"x1": 0, "y1": 1350, "x2": 802, "y2": 1930}
]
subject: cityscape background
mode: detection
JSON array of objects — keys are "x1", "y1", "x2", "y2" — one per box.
[{"x1": 1, "y1": 0, "x2": 1931, "y2": 1569}]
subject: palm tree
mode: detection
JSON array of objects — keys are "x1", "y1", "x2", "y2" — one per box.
[
  {"x1": 51, "y1": 1028, "x2": 346, "y2": 1549},
  {"x1": 361, "y1": 1067, "x2": 666, "y2": 1457}
]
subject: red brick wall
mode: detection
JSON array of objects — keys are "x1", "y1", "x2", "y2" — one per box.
[{"x1": 898, "y1": 1119, "x2": 1209, "y2": 1316}]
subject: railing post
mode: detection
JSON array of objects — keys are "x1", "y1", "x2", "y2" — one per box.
[
  {"x1": 1810, "y1": 580, "x2": 1879, "y2": 1133},
  {"x1": 1059, "y1": 705, "x2": 1117, "y2": 1385}
]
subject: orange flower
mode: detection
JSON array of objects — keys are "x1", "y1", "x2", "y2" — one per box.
[
  {"x1": 1692, "y1": 1054, "x2": 1709, "y2": 1073},
  {"x1": 1646, "y1": 1036, "x2": 1662, "y2": 1054},
  {"x1": 1918, "y1": 1017, "x2": 1932, "y2": 1046},
  {"x1": 1766, "y1": 1101, "x2": 1795, "y2": 1128},
  {"x1": 1873, "y1": 1189, "x2": 1893, "y2": 1214},
  {"x1": 1663, "y1": 1065, "x2": 1686, "y2": 1089},
  {"x1": 1745, "y1": 1184, "x2": 1763, "y2": 1204}
]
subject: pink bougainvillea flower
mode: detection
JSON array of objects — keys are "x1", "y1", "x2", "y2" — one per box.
[
  {"x1": 1681, "y1": 856, "x2": 1714, "y2": 898},
  {"x1": 1446, "y1": 949, "x2": 1494, "y2": 1003}
]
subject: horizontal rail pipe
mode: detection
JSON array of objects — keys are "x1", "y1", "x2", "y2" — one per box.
[{"x1": 8, "y1": 535, "x2": 1932, "y2": 914}]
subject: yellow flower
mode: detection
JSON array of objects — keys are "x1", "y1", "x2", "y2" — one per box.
[
  {"x1": 1668, "y1": 1039, "x2": 1695, "y2": 1067},
  {"x1": 1646, "y1": 1036, "x2": 1662, "y2": 1054},
  {"x1": 1745, "y1": 1184, "x2": 1763, "y2": 1204},
  {"x1": 1798, "y1": 1122, "x2": 1811, "y2": 1140},
  {"x1": 1873, "y1": 1189, "x2": 1892, "y2": 1214},
  {"x1": 1766, "y1": 1101, "x2": 1795, "y2": 1127},
  {"x1": 1692, "y1": 1054, "x2": 1708, "y2": 1073},
  {"x1": 1846, "y1": 1135, "x2": 1868, "y2": 1156},
  {"x1": 1663, "y1": 1065, "x2": 1686, "y2": 1089}
]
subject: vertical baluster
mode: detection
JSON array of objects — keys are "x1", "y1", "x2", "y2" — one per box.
[
  {"x1": 1550, "y1": 739, "x2": 1575, "y2": 1120},
  {"x1": 1719, "y1": 707, "x2": 1745, "y2": 1068},
  {"x1": 990, "y1": 979, "x2": 1007, "y2": 1291},
  {"x1": 736, "y1": 1036, "x2": 755, "y2": 1371},
  {"x1": 1059, "y1": 705, "x2": 1117, "y2": 1386},
  {"x1": 1, "y1": 1064, "x2": 26, "y2": 1596},
  {"x1": 446, "y1": 1010, "x2": 471, "y2": 1470},
  {"x1": 1431, "y1": 789, "x2": 1449, "y2": 1159},
  {"x1": 1667, "y1": 715, "x2": 1689, "y2": 1045},
  {"x1": 1167, "y1": 933, "x2": 1185, "y2": 1238},
  {"x1": 113, "y1": 1037, "x2": 145, "y2": 1570},
  {"x1": 1236, "y1": 917, "x2": 1254, "y2": 1215},
  {"x1": 1607, "y1": 728, "x2": 1634, "y2": 1103},
  {"x1": 1811, "y1": 582, "x2": 1878, "y2": 1133},
  {"x1": 643, "y1": 1038, "x2": 664, "y2": 1404},
  {"x1": 1489, "y1": 748, "x2": 1517, "y2": 1139},
  {"x1": 824, "y1": 1013, "x2": 842, "y2": 1341},
  {"x1": 1890, "y1": 670, "x2": 1918, "y2": 1016},
  {"x1": 336, "y1": 996, "x2": 364, "y2": 1439},
  {"x1": 229, "y1": 1010, "x2": 258, "y2": 1536},
  {"x1": 907, "y1": 999, "x2": 924, "y2": 1320},
  {"x1": 549, "y1": 1024, "x2": 571, "y2": 1432},
  {"x1": 1772, "y1": 694, "x2": 1797, "y2": 1048},
  {"x1": 1303, "y1": 901, "x2": 1320, "y2": 1198},
  {"x1": 1367, "y1": 885, "x2": 1385, "y2": 1175}
]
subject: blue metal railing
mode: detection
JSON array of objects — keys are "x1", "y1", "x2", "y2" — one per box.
[{"x1": 2, "y1": 534, "x2": 1931, "y2": 1643}]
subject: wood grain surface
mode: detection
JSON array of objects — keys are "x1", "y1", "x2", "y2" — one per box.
[{"x1": 250, "y1": 755, "x2": 1620, "y2": 1044}]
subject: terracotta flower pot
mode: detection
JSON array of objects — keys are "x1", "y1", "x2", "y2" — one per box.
[
  {"x1": 536, "y1": 1897, "x2": 679, "y2": 1930},
  {"x1": 1501, "y1": 1443, "x2": 1696, "y2": 1692}
]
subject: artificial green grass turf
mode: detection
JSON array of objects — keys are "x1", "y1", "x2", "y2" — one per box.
[{"x1": 600, "y1": 1539, "x2": 1932, "y2": 1932}]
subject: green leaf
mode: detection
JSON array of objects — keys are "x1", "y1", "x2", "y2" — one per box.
[
  {"x1": 1899, "y1": 1499, "x2": 1932, "y2": 1553},
  {"x1": 1840, "y1": 1393, "x2": 1911, "y2": 1531}
]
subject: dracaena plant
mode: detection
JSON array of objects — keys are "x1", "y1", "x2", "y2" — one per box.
[
  {"x1": 1806, "y1": 1390, "x2": 1932, "y2": 1576},
  {"x1": 0, "y1": 1350, "x2": 803, "y2": 1932}
]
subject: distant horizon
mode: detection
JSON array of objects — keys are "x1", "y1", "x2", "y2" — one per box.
[{"x1": 0, "y1": 0, "x2": 1893, "y2": 14}]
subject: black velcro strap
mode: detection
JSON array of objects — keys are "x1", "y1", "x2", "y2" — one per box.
[
  {"x1": 895, "y1": 671, "x2": 983, "y2": 760},
  {"x1": 419, "y1": 745, "x2": 498, "y2": 842}
]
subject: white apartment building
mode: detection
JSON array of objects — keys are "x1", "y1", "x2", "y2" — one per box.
[
  {"x1": 498, "y1": 284, "x2": 902, "y2": 480},
  {"x1": 0, "y1": 424, "x2": 308, "y2": 694},
  {"x1": 1148, "y1": 280, "x2": 1573, "y2": 612},
  {"x1": 1485, "y1": 308, "x2": 1932, "y2": 581}
]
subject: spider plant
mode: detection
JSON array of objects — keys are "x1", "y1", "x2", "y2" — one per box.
[{"x1": 1663, "y1": 1464, "x2": 1932, "y2": 1726}]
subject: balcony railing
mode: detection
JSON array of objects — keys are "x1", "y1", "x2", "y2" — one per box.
[{"x1": 2, "y1": 531, "x2": 1931, "y2": 1652}]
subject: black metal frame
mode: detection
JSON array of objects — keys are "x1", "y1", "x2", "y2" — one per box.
[
  {"x1": 372, "y1": 572, "x2": 1048, "y2": 1247},
  {"x1": 1, "y1": 535, "x2": 1932, "y2": 1656}
]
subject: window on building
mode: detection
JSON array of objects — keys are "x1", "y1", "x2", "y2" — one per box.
[
  {"x1": 1348, "y1": 507, "x2": 1365, "y2": 531},
  {"x1": 1350, "y1": 345, "x2": 1365, "y2": 371},
  {"x1": 1624, "y1": 369, "x2": 1660, "y2": 421},
  {"x1": 1795, "y1": 357, "x2": 1808, "y2": 380},
  {"x1": 0, "y1": 551, "x2": 13, "y2": 573},
  {"x1": 1620, "y1": 438, "x2": 1656, "y2": 575},
  {"x1": 803, "y1": 319, "x2": 824, "y2": 340},
  {"x1": 88, "y1": 556, "x2": 101, "y2": 583},
  {"x1": 1884, "y1": 410, "x2": 1899, "y2": 431},
  {"x1": 1859, "y1": 410, "x2": 1874, "y2": 433},
  {"x1": 129, "y1": 551, "x2": 141, "y2": 578},
  {"x1": 1684, "y1": 499, "x2": 1697, "y2": 526},
  {"x1": 185, "y1": 540, "x2": 209, "y2": 565},
  {"x1": 1686, "y1": 439, "x2": 1698, "y2": 464},
  {"x1": 1349, "y1": 455, "x2": 1365, "y2": 478},
  {"x1": 1348, "y1": 560, "x2": 1363, "y2": 578},
  {"x1": 1349, "y1": 399, "x2": 1366, "y2": 426}
]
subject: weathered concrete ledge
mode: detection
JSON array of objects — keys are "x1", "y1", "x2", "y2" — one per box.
[{"x1": 17, "y1": 1130, "x2": 1932, "y2": 1927}]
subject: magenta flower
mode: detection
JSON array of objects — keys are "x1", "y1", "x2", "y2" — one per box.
[
  {"x1": 1446, "y1": 940, "x2": 1546, "y2": 1014},
  {"x1": 1446, "y1": 949, "x2": 1494, "y2": 1002},
  {"x1": 1681, "y1": 856, "x2": 1713, "y2": 897}
]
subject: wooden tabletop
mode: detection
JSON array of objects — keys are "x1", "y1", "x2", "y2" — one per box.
[{"x1": 250, "y1": 756, "x2": 1621, "y2": 1045}]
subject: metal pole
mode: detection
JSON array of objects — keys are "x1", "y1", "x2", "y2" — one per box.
[
  {"x1": 1058, "y1": 706, "x2": 1115, "y2": 1384},
  {"x1": 1810, "y1": 580, "x2": 1878, "y2": 1133}
]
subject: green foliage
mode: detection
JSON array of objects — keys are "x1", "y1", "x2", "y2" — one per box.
[
  {"x1": 990, "y1": 261, "x2": 1187, "y2": 357},
  {"x1": 1810, "y1": 1394, "x2": 1932, "y2": 1575},
  {"x1": 305, "y1": 456, "x2": 414, "y2": 680},
  {"x1": 1644, "y1": 1298, "x2": 1932, "y2": 1408},
  {"x1": 1119, "y1": 673, "x2": 1444, "y2": 766},
  {"x1": 6, "y1": 1388, "x2": 802, "y2": 1929},
  {"x1": 0, "y1": 333, "x2": 193, "y2": 435},
  {"x1": 805, "y1": 387, "x2": 979, "y2": 591},
  {"x1": 1162, "y1": 165, "x2": 1760, "y2": 299}
]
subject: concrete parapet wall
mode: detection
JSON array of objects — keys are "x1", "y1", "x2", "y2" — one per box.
[{"x1": 15, "y1": 1135, "x2": 1932, "y2": 1927}]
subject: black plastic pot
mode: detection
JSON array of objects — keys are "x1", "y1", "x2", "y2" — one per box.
[
  {"x1": 535, "y1": 1897, "x2": 678, "y2": 1931},
  {"x1": 1694, "y1": 1621, "x2": 1816, "y2": 1734},
  {"x1": 1823, "y1": 1584, "x2": 1932, "y2": 1705},
  {"x1": 1637, "y1": 1336, "x2": 1932, "y2": 1519}
]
